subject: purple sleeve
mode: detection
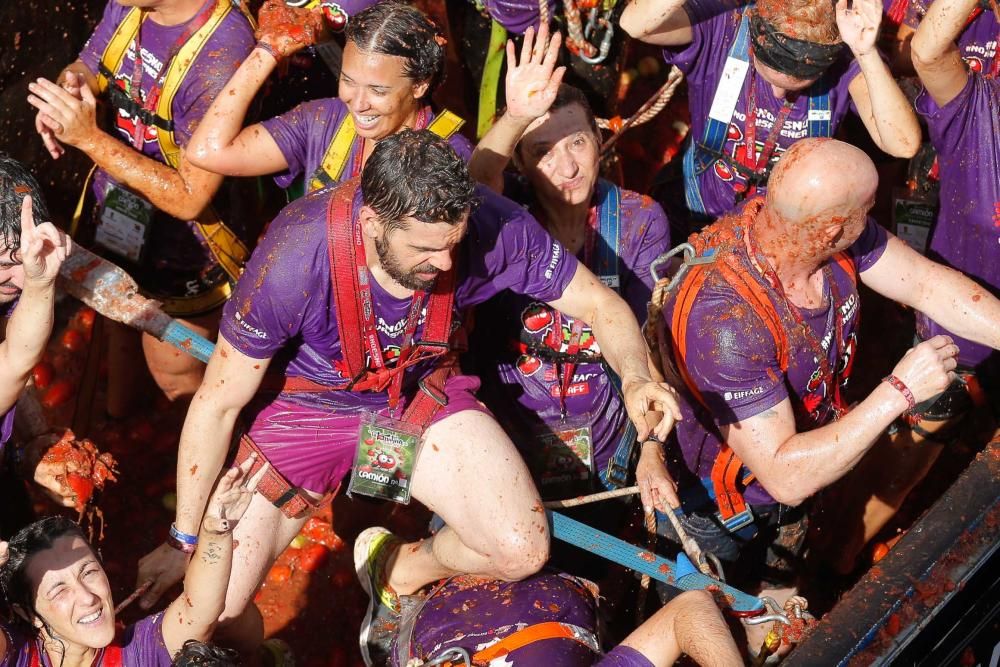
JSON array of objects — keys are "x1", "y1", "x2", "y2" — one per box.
[
  {"x1": 485, "y1": 0, "x2": 558, "y2": 34},
  {"x1": 681, "y1": 288, "x2": 787, "y2": 424},
  {"x1": 219, "y1": 196, "x2": 329, "y2": 359},
  {"x1": 0, "y1": 622, "x2": 28, "y2": 667},
  {"x1": 916, "y1": 74, "x2": 984, "y2": 158},
  {"x1": 851, "y1": 217, "x2": 890, "y2": 273},
  {"x1": 448, "y1": 131, "x2": 475, "y2": 163},
  {"x1": 261, "y1": 98, "x2": 347, "y2": 187},
  {"x1": 78, "y1": 0, "x2": 126, "y2": 74},
  {"x1": 622, "y1": 196, "x2": 671, "y2": 321},
  {"x1": 121, "y1": 613, "x2": 172, "y2": 665},
  {"x1": 172, "y1": 14, "x2": 255, "y2": 144}
]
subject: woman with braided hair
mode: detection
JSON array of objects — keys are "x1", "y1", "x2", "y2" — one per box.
[{"x1": 622, "y1": 0, "x2": 921, "y2": 236}]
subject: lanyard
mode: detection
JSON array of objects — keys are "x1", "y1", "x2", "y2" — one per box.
[
  {"x1": 746, "y1": 229, "x2": 846, "y2": 419},
  {"x1": 741, "y1": 70, "x2": 796, "y2": 187},
  {"x1": 350, "y1": 107, "x2": 431, "y2": 179},
  {"x1": 351, "y1": 216, "x2": 427, "y2": 410},
  {"x1": 128, "y1": 0, "x2": 216, "y2": 149}
]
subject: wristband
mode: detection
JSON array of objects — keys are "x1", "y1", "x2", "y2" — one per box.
[
  {"x1": 169, "y1": 523, "x2": 198, "y2": 546},
  {"x1": 883, "y1": 374, "x2": 916, "y2": 411},
  {"x1": 255, "y1": 41, "x2": 280, "y2": 61},
  {"x1": 167, "y1": 533, "x2": 197, "y2": 554}
]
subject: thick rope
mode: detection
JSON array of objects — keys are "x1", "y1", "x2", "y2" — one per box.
[
  {"x1": 538, "y1": 0, "x2": 550, "y2": 26},
  {"x1": 599, "y1": 66, "x2": 684, "y2": 154},
  {"x1": 543, "y1": 485, "x2": 640, "y2": 508}
]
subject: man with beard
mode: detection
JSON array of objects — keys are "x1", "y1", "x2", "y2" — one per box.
[
  {"x1": 0, "y1": 156, "x2": 77, "y2": 530},
  {"x1": 136, "y1": 130, "x2": 683, "y2": 661}
]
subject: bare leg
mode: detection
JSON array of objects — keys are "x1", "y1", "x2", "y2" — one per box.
[
  {"x1": 142, "y1": 309, "x2": 220, "y2": 401},
  {"x1": 388, "y1": 409, "x2": 549, "y2": 594},
  {"x1": 617, "y1": 590, "x2": 742, "y2": 667},
  {"x1": 215, "y1": 491, "x2": 310, "y2": 653}
]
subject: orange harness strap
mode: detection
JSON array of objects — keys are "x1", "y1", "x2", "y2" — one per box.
[{"x1": 442, "y1": 622, "x2": 596, "y2": 666}]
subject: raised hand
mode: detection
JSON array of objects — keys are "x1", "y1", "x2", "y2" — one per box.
[
  {"x1": 18, "y1": 196, "x2": 71, "y2": 287},
  {"x1": 27, "y1": 77, "x2": 100, "y2": 149},
  {"x1": 504, "y1": 24, "x2": 567, "y2": 122},
  {"x1": 257, "y1": 0, "x2": 325, "y2": 60},
  {"x1": 837, "y1": 0, "x2": 883, "y2": 57},
  {"x1": 202, "y1": 453, "x2": 268, "y2": 535}
]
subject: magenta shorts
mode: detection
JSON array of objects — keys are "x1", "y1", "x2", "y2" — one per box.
[{"x1": 244, "y1": 375, "x2": 488, "y2": 494}]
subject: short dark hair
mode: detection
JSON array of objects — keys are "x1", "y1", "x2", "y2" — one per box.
[
  {"x1": 361, "y1": 129, "x2": 477, "y2": 232},
  {"x1": 346, "y1": 2, "x2": 445, "y2": 99},
  {"x1": 514, "y1": 85, "x2": 600, "y2": 159},
  {"x1": 172, "y1": 640, "x2": 241, "y2": 666},
  {"x1": 0, "y1": 516, "x2": 92, "y2": 637},
  {"x1": 0, "y1": 155, "x2": 50, "y2": 259}
]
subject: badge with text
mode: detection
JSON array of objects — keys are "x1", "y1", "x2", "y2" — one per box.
[
  {"x1": 892, "y1": 187, "x2": 938, "y2": 256},
  {"x1": 529, "y1": 416, "x2": 594, "y2": 497},
  {"x1": 348, "y1": 412, "x2": 421, "y2": 504},
  {"x1": 96, "y1": 186, "x2": 153, "y2": 263}
]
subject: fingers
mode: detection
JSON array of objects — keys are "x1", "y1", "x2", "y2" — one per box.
[
  {"x1": 638, "y1": 476, "x2": 654, "y2": 513},
  {"x1": 506, "y1": 38, "x2": 517, "y2": 71},
  {"x1": 246, "y1": 460, "x2": 270, "y2": 492},
  {"x1": 520, "y1": 25, "x2": 535, "y2": 65},
  {"x1": 79, "y1": 80, "x2": 97, "y2": 105},
  {"x1": 542, "y1": 27, "x2": 562, "y2": 67},
  {"x1": 35, "y1": 112, "x2": 64, "y2": 159},
  {"x1": 20, "y1": 196, "x2": 35, "y2": 241}
]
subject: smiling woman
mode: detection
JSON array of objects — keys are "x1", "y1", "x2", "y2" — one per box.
[{"x1": 0, "y1": 457, "x2": 265, "y2": 666}]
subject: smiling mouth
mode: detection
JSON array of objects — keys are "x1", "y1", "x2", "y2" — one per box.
[
  {"x1": 77, "y1": 608, "x2": 103, "y2": 625},
  {"x1": 353, "y1": 113, "x2": 380, "y2": 129}
]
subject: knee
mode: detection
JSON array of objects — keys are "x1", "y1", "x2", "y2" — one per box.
[
  {"x1": 490, "y1": 522, "x2": 550, "y2": 581},
  {"x1": 671, "y1": 589, "x2": 716, "y2": 611}
]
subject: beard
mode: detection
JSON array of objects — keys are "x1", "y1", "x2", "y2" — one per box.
[{"x1": 374, "y1": 233, "x2": 440, "y2": 292}]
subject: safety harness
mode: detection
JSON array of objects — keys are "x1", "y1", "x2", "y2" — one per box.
[
  {"x1": 517, "y1": 180, "x2": 637, "y2": 488},
  {"x1": 308, "y1": 108, "x2": 465, "y2": 192},
  {"x1": 682, "y1": 6, "x2": 833, "y2": 217},
  {"x1": 651, "y1": 199, "x2": 856, "y2": 528},
  {"x1": 72, "y1": 0, "x2": 253, "y2": 314}
]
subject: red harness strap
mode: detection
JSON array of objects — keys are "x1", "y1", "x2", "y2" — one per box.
[{"x1": 265, "y1": 179, "x2": 459, "y2": 429}]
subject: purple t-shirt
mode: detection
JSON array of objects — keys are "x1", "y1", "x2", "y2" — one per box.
[
  {"x1": 475, "y1": 184, "x2": 670, "y2": 479},
  {"x1": 1, "y1": 299, "x2": 18, "y2": 461},
  {"x1": 664, "y1": 208, "x2": 888, "y2": 505},
  {"x1": 220, "y1": 183, "x2": 578, "y2": 413},
  {"x1": 483, "y1": 0, "x2": 558, "y2": 34},
  {"x1": 79, "y1": 0, "x2": 255, "y2": 276},
  {"x1": 914, "y1": 74, "x2": 1000, "y2": 370},
  {"x1": 904, "y1": 0, "x2": 998, "y2": 73},
  {"x1": 261, "y1": 98, "x2": 475, "y2": 190},
  {"x1": 1, "y1": 612, "x2": 172, "y2": 666},
  {"x1": 662, "y1": 1, "x2": 863, "y2": 220},
  {"x1": 393, "y1": 572, "x2": 653, "y2": 667}
]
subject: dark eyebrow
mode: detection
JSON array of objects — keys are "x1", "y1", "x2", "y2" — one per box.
[{"x1": 410, "y1": 243, "x2": 450, "y2": 253}]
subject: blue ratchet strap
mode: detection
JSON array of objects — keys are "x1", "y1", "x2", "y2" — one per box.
[
  {"x1": 593, "y1": 179, "x2": 622, "y2": 292},
  {"x1": 548, "y1": 510, "x2": 764, "y2": 614},
  {"x1": 161, "y1": 319, "x2": 215, "y2": 363},
  {"x1": 807, "y1": 88, "x2": 832, "y2": 137},
  {"x1": 602, "y1": 365, "x2": 638, "y2": 489}
]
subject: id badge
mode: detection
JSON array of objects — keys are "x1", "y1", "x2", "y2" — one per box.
[
  {"x1": 529, "y1": 415, "x2": 594, "y2": 495},
  {"x1": 892, "y1": 187, "x2": 937, "y2": 256},
  {"x1": 96, "y1": 186, "x2": 153, "y2": 263},
  {"x1": 347, "y1": 412, "x2": 421, "y2": 504}
]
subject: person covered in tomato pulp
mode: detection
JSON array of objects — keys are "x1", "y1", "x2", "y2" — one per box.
[
  {"x1": 389, "y1": 571, "x2": 742, "y2": 666},
  {"x1": 621, "y1": 0, "x2": 921, "y2": 236},
  {"x1": 186, "y1": 1, "x2": 473, "y2": 199},
  {"x1": 27, "y1": 0, "x2": 257, "y2": 417},
  {"x1": 648, "y1": 137, "x2": 1000, "y2": 652},
  {"x1": 136, "y1": 130, "x2": 682, "y2": 664},
  {"x1": 467, "y1": 26, "x2": 675, "y2": 505},
  {"x1": 0, "y1": 458, "x2": 265, "y2": 666}
]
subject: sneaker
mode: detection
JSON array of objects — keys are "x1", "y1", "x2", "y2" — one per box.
[
  {"x1": 260, "y1": 638, "x2": 296, "y2": 667},
  {"x1": 355, "y1": 527, "x2": 403, "y2": 667}
]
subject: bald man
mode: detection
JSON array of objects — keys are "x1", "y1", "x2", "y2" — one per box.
[{"x1": 644, "y1": 139, "x2": 1000, "y2": 606}]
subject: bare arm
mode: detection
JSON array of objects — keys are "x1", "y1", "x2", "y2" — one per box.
[
  {"x1": 861, "y1": 235, "x2": 1000, "y2": 351},
  {"x1": 185, "y1": 48, "x2": 289, "y2": 176},
  {"x1": 161, "y1": 457, "x2": 265, "y2": 657},
  {"x1": 549, "y1": 263, "x2": 683, "y2": 441},
  {"x1": 724, "y1": 336, "x2": 958, "y2": 506},
  {"x1": 842, "y1": 0, "x2": 921, "y2": 158},
  {"x1": 136, "y1": 337, "x2": 269, "y2": 608},
  {"x1": 468, "y1": 26, "x2": 564, "y2": 193},
  {"x1": 27, "y1": 76, "x2": 224, "y2": 220},
  {"x1": 911, "y1": 0, "x2": 974, "y2": 105},
  {"x1": 620, "y1": 0, "x2": 694, "y2": 45},
  {"x1": 34, "y1": 61, "x2": 100, "y2": 160},
  {"x1": 0, "y1": 198, "x2": 71, "y2": 413}
]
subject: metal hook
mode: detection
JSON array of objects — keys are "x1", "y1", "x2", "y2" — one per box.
[{"x1": 580, "y1": 17, "x2": 614, "y2": 64}]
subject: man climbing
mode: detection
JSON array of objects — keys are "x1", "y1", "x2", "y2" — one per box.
[{"x1": 136, "y1": 130, "x2": 683, "y2": 662}]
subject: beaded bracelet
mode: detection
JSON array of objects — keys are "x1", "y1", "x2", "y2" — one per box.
[{"x1": 882, "y1": 374, "x2": 916, "y2": 411}]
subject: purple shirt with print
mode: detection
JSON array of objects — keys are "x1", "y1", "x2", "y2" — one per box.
[
  {"x1": 475, "y1": 184, "x2": 670, "y2": 480},
  {"x1": 663, "y1": 211, "x2": 888, "y2": 506},
  {"x1": 904, "y1": 0, "x2": 998, "y2": 71},
  {"x1": 661, "y1": 0, "x2": 863, "y2": 222},
  {"x1": 1, "y1": 612, "x2": 172, "y2": 666},
  {"x1": 914, "y1": 75, "x2": 1000, "y2": 371},
  {"x1": 79, "y1": 0, "x2": 254, "y2": 276},
  {"x1": 261, "y1": 98, "x2": 475, "y2": 190},
  {"x1": 220, "y1": 183, "x2": 578, "y2": 415},
  {"x1": 483, "y1": 0, "x2": 558, "y2": 34},
  {"x1": 392, "y1": 572, "x2": 653, "y2": 667}
]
